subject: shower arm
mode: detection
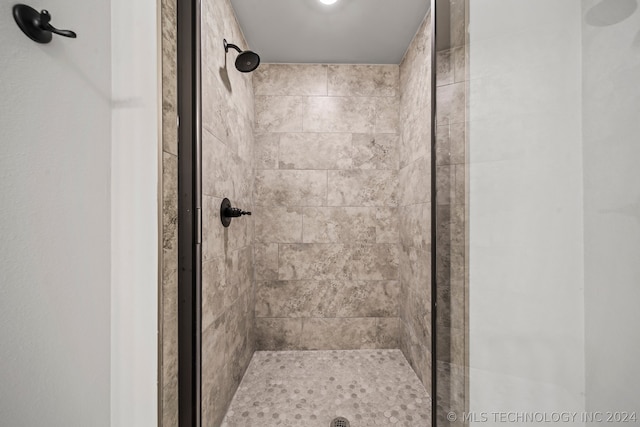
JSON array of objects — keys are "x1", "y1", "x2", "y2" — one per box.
[{"x1": 223, "y1": 39, "x2": 242, "y2": 53}]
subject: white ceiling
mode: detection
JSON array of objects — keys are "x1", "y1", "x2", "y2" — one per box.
[{"x1": 229, "y1": 0, "x2": 431, "y2": 64}]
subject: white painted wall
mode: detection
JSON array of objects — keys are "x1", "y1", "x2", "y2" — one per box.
[
  {"x1": 468, "y1": 0, "x2": 586, "y2": 422},
  {"x1": 0, "y1": 0, "x2": 159, "y2": 425},
  {"x1": 581, "y1": 0, "x2": 640, "y2": 421},
  {"x1": 0, "y1": 2, "x2": 111, "y2": 425},
  {"x1": 110, "y1": 0, "x2": 159, "y2": 425}
]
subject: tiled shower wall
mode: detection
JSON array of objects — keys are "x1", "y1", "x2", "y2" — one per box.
[
  {"x1": 398, "y1": 14, "x2": 434, "y2": 389},
  {"x1": 434, "y1": 3, "x2": 468, "y2": 423},
  {"x1": 252, "y1": 64, "x2": 402, "y2": 351},
  {"x1": 160, "y1": 0, "x2": 178, "y2": 424},
  {"x1": 200, "y1": 0, "x2": 256, "y2": 425}
]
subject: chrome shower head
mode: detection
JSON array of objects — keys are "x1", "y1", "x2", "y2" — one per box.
[{"x1": 223, "y1": 39, "x2": 261, "y2": 73}]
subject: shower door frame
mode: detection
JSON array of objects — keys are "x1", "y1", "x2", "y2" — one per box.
[
  {"x1": 174, "y1": 1, "x2": 440, "y2": 426},
  {"x1": 177, "y1": 0, "x2": 202, "y2": 425},
  {"x1": 429, "y1": 2, "x2": 439, "y2": 427}
]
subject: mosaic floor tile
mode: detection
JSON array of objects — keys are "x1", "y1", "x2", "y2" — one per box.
[{"x1": 221, "y1": 349, "x2": 431, "y2": 427}]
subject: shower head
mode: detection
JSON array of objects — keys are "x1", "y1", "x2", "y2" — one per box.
[{"x1": 223, "y1": 39, "x2": 261, "y2": 73}]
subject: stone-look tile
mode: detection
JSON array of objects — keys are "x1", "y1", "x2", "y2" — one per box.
[
  {"x1": 398, "y1": 11, "x2": 435, "y2": 395},
  {"x1": 400, "y1": 100, "x2": 431, "y2": 168},
  {"x1": 227, "y1": 247, "x2": 254, "y2": 298},
  {"x1": 375, "y1": 208, "x2": 400, "y2": 244},
  {"x1": 279, "y1": 133, "x2": 352, "y2": 170},
  {"x1": 436, "y1": 50, "x2": 454, "y2": 87},
  {"x1": 452, "y1": 46, "x2": 466, "y2": 83},
  {"x1": 436, "y1": 282, "x2": 464, "y2": 331},
  {"x1": 202, "y1": 196, "x2": 225, "y2": 262},
  {"x1": 399, "y1": 203, "x2": 431, "y2": 249},
  {"x1": 436, "y1": 82, "x2": 465, "y2": 125},
  {"x1": 450, "y1": 122, "x2": 466, "y2": 164},
  {"x1": 255, "y1": 170, "x2": 327, "y2": 206},
  {"x1": 256, "y1": 318, "x2": 303, "y2": 350},
  {"x1": 376, "y1": 317, "x2": 401, "y2": 348},
  {"x1": 399, "y1": 157, "x2": 431, "y2": 206},
  {"x1": 376, "y1": 96, "x2": 400, "y2": 133},
  {"x1": 454, "y1": 164, "x2": 465, "y2": 205},
  {"x1": 254, "y1": 243, "x2": 278, "y2": 280},
  {"x1": 202, "y1": 256, "x2": 227, "y2": 330},
  {"x1": 399, "y1": 245, "x2": 432, "y2": 295},
  {"x1": 160, "y1": 0, "x2": 178, "y2": 424},
  {"x1": 255, "y1": 132, "x2": 279, "y2": 169},
  {"x1": 399, "y1": 17, "x2": 431, "y2": 170},
  {"x1": 301, "y1": 318, "x2": 378, "y2": 350},
  {"x1": 202, "y1": 131, "x2": 235, "y2": 199},
  {"x1": 162, "y1": 153, "x2": 179, "y2": 280},
  {"x1": 161, "y1": 153, "x2": 178, "y2": 425},
  {"x1": 161, "y1": 10, "x2": 178, "y2": 156},
  {"x1": 254, "y1": 206, "x2": 303, "y2": 243},
  {"x1": 201, "y1": 313, "x2": 229, "y2": 427},
  {"x1": 352, "y1": 133, "x2": 399, "y2": 170},
  {"x1": 255, "y1": 96, "x2": 303, "y2": 132},
  {"x1": 279, "y1": 244, "x2": 399, "y2": 281},
  {"x1": 197, "y1": 2, "x2": 256, "y2": 427},
  {"x1": 303, "y1": 96, "x2": 375, "y2": 133},
  {"x1": 222, "y1": 350, "x2": 431, "y2": 426},
  {"x1": 255, "y1": 280, "x2": 400, "y2": 318},
  {"x1": 436, "y1": 360, "x2": 466, "y2": 424},
  {"x1": 327, "y1": 65, "x2": 399, "y2": 97},
  {"x1": 254, "y1": 64, "x2": 327, "y2": 96},
  {"x1": 327, "y1": 170, "x2": 398, "y2": 207},
  {"x1": 225, "y1": 292, "x2": 253, "y2": 383},
  {"x1": 437, "y1": 326, "x2": 465, "y2": 366},
  {"x1": 436, "y1": 165, "x2": 456, "y2": 206},
  {"x1": 436, "y1": 125, "x2": 451, "y2": 168},
  {"x1": 252, "y1": 63, "x2": 407, "y2": 357},
  {"x1": 302, "y1": 207, "x2": 398, "y2": 244}
]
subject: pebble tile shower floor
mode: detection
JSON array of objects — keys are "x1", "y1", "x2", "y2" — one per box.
[{"x1": 221, "y1": 350, "x2": 431, "y2": 427}]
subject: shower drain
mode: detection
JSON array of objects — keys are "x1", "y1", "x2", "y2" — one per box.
[{"x1": 331, "y1": 417, "x2": 350, "y2": 427}]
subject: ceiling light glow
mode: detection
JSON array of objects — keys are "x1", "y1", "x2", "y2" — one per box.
[{"x1": 319, "y1": 0, "x2": 338, "y2": 5}]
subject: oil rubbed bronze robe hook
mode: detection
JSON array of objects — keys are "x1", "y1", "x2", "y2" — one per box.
[{"x1": 13, "y1": 4, "x2": 77, "y2": 44}]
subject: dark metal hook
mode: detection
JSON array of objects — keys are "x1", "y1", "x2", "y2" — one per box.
[
  {"x1": 13, "y1": 4, "x2": 77, "y2": 44},
  {"x1": 39, "y1": 10, "x2": 77, "y2": 38}
]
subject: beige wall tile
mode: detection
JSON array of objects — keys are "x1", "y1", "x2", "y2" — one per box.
[
  {"x1": 202, "y1": 196, "x2": 225, "y2": 262},
  {"x1": 327, "y1": 65, "x2": 399, "y2": 97},
  {"x1": 254, "y1": 243, "x2": 279, "y2": 281},
  {"x1": 449, "y1": 122, "x2": 465, "y2": 165},
  {"x1": 279, "y1": 133, "x2": 352, "y2": 170},
  {"x1": 301, "y1": 318, "x2": 378, "y2": 350},
  {"x1": 279, "y1": 244, "x2": 399, "y2": 281},
  {"x1": 254, "y1": 64, "x2": 328, "y2": 96},
  {"x1": 302, "y1": 207, "x2": 378, "y2": 243},
  {"x1": 255, "y1": 132, "x2": 279, "y2": 170},
  {"x1": 398, "y1": 157, "x2": 431, "y2": 206},
  {"x1": 303, "y1": 96, "x2": 375, "y2": 133},
  {"x1": 202, "y1": 256, "x2": 227, "y2": 330},
  {"x1": 254, "y1": 206, "x2": 303, "y2": 243},
  {"x1": 327, "y1": 170, "x2": 398, "y2": 207},
  {"x1": 376, "y1": 317, "x2": 401, "y2": 348},
  {"x1": 255, "y1": 170, "x2": 327, "y2": 206},
  {"x1": 375, "y1": 97, "x2": 400, "y2": 133},
  {"x1": 255, "y1": 318, "x2": 303, "y2": 350},
  {"x1": 436, "y1": 82, "x2": 465, "y2": 125},
  {"x1": 255, "y1": 96, "x2": 303, "y2": 132},
  {"x1": 436, "y1": 49, "x2": 454, "y2": 87},
  {"x1": 352, "y1": 133, "x2": 399, "y2": 170},
  {"x1": 255, "y1": 280, "x2": 400, "y2": 318},
  {"x1": 399, "y1": 203, "x2": 431, "y2": 249}
]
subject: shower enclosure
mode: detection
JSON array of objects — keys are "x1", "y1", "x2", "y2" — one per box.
[{"x1": 163, "y1": 0, "x2": 640, "y2": 425}]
